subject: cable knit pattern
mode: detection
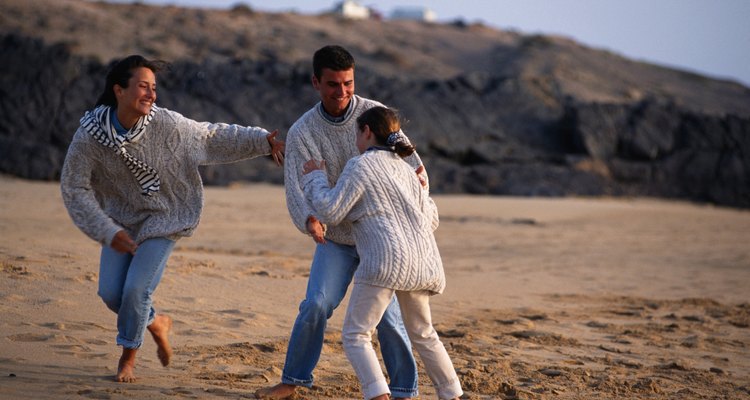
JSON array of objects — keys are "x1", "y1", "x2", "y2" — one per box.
[
  {"x1": 284, "y1": 95, "x2": 426, "y2": 245},
  {"x1": 302, "y1": 150, "x2": 445, "y2": 294},
  {"x1": 61, "y1": 106, "x2": 272, "y2": 246}
]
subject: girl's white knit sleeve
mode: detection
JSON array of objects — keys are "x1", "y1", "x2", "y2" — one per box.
[{"x1": 301, "y1": 159, "x2": 365, "y2": 226}]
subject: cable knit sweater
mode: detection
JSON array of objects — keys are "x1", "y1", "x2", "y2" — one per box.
[
  {"x1": 61, "y1": 105, "x2": 272, "y2": 246},
  {"x1": 302, "y1": 149, "x2": 445, "y2": 294},
  {"x1": 284, "y1": 95, "x2": 426, "y2": 245}
]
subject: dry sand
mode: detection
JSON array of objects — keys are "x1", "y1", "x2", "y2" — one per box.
[{"x1": 1, "y1": 175, "x2": 748, "y2": 399}]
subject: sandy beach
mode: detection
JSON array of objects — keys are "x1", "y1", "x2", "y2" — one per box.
[{"x1": 1, "y1": 175, "x2": 748, "y2": 399}]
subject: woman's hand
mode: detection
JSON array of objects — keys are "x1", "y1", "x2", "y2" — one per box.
[
  {"x1": 111, "y1": 230, "x2": 138, "y2": 255},
  {"x1": 266, "y1": 130, "x2": 285, "y2": 166},
  {"x1": 303, "y1": 159, "x2": 326, "y2": 175}
]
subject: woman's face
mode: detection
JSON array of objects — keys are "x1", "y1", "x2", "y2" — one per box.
[{"x1": 115, "y1": 67, "x2": 157, "y2": 118}]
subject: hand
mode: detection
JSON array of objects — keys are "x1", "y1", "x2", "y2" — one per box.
[
  {"x1": 266, "y1": 130, "x2": 285, "y2": 166},
  {"x1": 306, "y1": 216, "x2": 326, "y2": 244},
  {"x1": 111, "y1": 230, "x2": 137, "y2": 255},
  {"x1": 303, "y1": 159, "x2": 326, "y2": 175},
  {"x1": 415, "y1": 164, "x2": 427, "y2": 188}
]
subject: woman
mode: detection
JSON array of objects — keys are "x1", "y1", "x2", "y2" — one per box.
[
  {"x1": 60, "y1": 55, "x2": 284, "y2": 382},
  {"x1": 302, "y1": 106, "x2": 462, "y2": 400}
]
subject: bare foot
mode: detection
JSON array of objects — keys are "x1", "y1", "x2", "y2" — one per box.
[
  {"x1": 116, "y1": 348, "x2": 137, "y2": 383},
  {"x1": 147, "y1": 314, "x2": 173, "y2": 367},
  {"x1": 255, "y1": 383, "x2": 297, "y2": 399}
]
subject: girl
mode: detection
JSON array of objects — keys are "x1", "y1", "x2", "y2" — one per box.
[
  {"x1": 302, "y1": 106, "x2": 462, "y2": 400},
  {"x1": 60, "y1": 55, "x2": 284, "y2": 382}
]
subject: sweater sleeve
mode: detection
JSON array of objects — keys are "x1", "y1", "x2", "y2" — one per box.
[
  {"x1": 284, "y1": 126, "x2": 318, "y2": 234},
  {"x1": 60, "y1": 137, "x2": 123, "y2": 246},
  {"x1": 301, "y1": 159, "x2": 365, "y2": 226},
  {"x1": 422, "y1": 189, "x2": 440, "y2": 231},
  {"x1": 175, "y1": 112, "x2": 271, "y2": 165}
]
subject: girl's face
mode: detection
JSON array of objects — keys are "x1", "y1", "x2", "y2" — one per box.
[
  {"x1": 115, "y1": 67, "x2": 157, "y2": 120},
  {"x1": 356, "y1": 125, "x2": 374, "y2": 154}
]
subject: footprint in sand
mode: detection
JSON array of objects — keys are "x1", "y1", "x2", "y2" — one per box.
[
  {"x1": 52, "y1": 344, "x2": 108, "y2": 359},
  {"x1": 8, "y1": 333, "x2": 52, "y2": 342},
  {"x1": 39, "y1": 321, "x2": 110, "y2": 332}
]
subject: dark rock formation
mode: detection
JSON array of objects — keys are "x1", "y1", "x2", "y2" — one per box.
[{"x1": 1, "y1": 2, "x2": 749, "y2": 209}]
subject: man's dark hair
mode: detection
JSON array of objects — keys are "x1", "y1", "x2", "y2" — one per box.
[{"x1": 312, "y1": 45, "x2": 355, "y2": 79}]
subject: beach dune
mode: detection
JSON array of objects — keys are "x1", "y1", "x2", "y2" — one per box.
[{"x1": 1, "y1": 175, "x2": 748, "y2": 399}]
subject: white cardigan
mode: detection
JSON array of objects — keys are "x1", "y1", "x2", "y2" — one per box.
[
  {"x1": 283, "y1": 95, "x2": 426, "y2": 245},
  {"x1": 302, "y1": 149, "x2": 445, "y2": 294}
]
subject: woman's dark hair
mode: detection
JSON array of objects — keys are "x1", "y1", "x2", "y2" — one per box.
[
  {"x1": 95, "y1": 55, "x2": 168, "y2": 107},
  {"x1": 312, "y1": 45, "x2": 355, "y2": 80},
  {"x1": 357, "y1": 106, "x2": 416, "y2": 157}
]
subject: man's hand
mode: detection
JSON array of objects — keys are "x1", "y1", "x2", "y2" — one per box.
[
  {"x1": 415, "y1": 165, "x2": 427, "y2": 187},
  {"x1": 111, "y1": 230, "x2": 137, "y2": 255},
  {"x1": 266, "y1": 130, "x2": 285, "y2": 166},
  {"x1": 306, "y1": 216, "x2": 326, "y2": 244}
]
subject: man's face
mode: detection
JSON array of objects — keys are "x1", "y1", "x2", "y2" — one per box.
[{"x1": 312, "y1": 67, "x2": 354, "y2": 117}]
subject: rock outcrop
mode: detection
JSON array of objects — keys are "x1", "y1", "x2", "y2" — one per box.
[{"x1": 1, "y1": 0, "x2": 749, "y2": 208}]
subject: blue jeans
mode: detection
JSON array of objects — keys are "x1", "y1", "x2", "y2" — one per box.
[
  {"x1": 97, "y1": 237, "x2": 175, "y2": 349},
  {"x1": 281, "y1": 241, "x2": 419, "y2": 397}
]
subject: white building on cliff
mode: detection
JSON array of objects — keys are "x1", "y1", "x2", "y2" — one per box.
[
  {"x1": 332, "y1": 0, "x2": 371, "y2": 19},
  {"x1": 390, "y1": 6, "x2": 437, "y2": 22}
]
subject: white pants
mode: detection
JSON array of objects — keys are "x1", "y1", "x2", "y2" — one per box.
[{"x1": 342, "y1": 283, "x2": 463, "y2": 400}]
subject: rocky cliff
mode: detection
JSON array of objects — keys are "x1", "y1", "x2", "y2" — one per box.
[{"x1": 1, "y1": 0, "x2": 749, "y2": 207}]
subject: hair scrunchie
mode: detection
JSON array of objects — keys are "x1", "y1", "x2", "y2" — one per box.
[{"x1": 386, "y1": 130, "x2": 411, "y2": 148}]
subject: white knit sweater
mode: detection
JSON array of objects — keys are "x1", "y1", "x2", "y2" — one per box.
[
  {"x1": 302, "y1": 149, "x2": 445, "y2": 294},
  {"x1": 284, "y1": 95, "x2": 426, "y2": 245},
  {"x1": 61, "y1": 106, "x2": 272, "y2": 246}
]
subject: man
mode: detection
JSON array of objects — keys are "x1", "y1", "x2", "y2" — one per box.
[{"x1": 256, "y1": 45, "x2": 427, "y2": 399}]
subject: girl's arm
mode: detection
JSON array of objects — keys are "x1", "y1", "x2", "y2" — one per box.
[{"x1": 301, "y1": 158, "x2": 365, "y2": 226}]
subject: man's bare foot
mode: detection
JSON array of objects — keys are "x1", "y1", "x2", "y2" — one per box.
[
  {"x1": 255, "y1": 383, "x2": 297, "y2": 399},
  {"x1": 116, "y1": 348, "x2": 137, "y2": 383},
  {"x1": 147, "y1": 314, "x2": 172, "y2": 367}
]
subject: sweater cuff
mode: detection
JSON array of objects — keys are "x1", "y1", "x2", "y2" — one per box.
[{"x1": 103, "y1": 225, "x2": 122, "y2": 247}]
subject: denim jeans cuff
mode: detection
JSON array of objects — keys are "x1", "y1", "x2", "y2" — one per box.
[
  {"x1": 281, "y1": 374, "x2": 314, "y2": 388},
  {"x1": 116, "y1": 336, "x2": 143, "y2": 349},
  {"x1": 389, "y1": 386, "x2": 419, "y2": 398}
]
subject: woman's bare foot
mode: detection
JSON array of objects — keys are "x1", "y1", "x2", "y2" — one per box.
[
  {"x1": 116, "y1": 348, "x2": 138, "y2": 382},
  {"x1": 147, "y1": 314, "x2": 172, "y2": 367},
  {"x1": 255, "y1": 383, "x2": 297, "y2": 399}
]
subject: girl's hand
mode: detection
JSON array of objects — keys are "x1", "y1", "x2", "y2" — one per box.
[
  {"x1": 303, "y1": 159, "x2": 326, "y2": 175},
  {"x1": 306, "y1": 216, "x2": 327, "y2": 244}
]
